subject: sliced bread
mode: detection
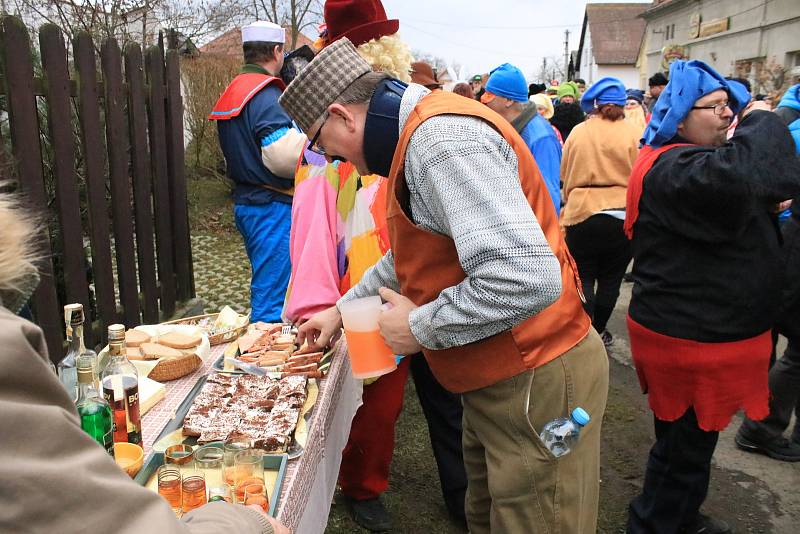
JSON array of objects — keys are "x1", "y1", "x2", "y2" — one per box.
[
  {"x1": 140, "y1": 342, "x2": 183, "y2": 360},
  {"x1": 125, "y1": 329, "x2": 150, "y2": 348},
  {"x1": 158, "y1": 331, "x2": 202, "y2": 349},
  {"x1": 126, "y1": 346, "x2": 146, "y2": 361}
]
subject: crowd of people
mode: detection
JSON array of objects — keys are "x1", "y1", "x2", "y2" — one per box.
[{"x1": 2, "y1": 0, "x2": 800, "y2": 533}]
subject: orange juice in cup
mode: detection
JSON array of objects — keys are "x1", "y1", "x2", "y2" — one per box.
[{"x1": 339, "y1": 296, "x2": 397, "y2": 379}]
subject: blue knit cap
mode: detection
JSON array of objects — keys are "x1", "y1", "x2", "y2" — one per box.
[
  {"x1": 580, "y1": 77, "x2": 627, "y2": 112},
  {"x1": 626, "y1": 88, "x2": 645, "y2": 103},
  {"x1": 485, "y1": 63, "x2": 528, "y2": 102},
  {"x1": 643, "y1": 59, "x2": 751, "y2": 147}
]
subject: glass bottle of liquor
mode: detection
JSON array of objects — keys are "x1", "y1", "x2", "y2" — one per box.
[
  {"x1": 101, "y1": 324, "x2": 142, "y2": 444},
  {"x1": 76, "y1": 354, "x2": 114, "y2": 456},
  {"x1": 58, "y1": 304, "x2": 97, "y2": 402}
]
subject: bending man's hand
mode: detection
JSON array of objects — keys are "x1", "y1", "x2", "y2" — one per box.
[
  {"x1": 378, "y1": 287, "x2": 423, "y2": 355},
  {"x1": 296, "y1": 305, "x2": 342, "y2": 350}
]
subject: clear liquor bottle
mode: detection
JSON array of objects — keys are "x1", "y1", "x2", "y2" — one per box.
[
  {"x1": 101, "y1": 324, "x2": 142, "y2": 444},
  {"x1": 58, "y1": 304, "x2": 97, "y2": 402},
  {"x1": 76, "y1": 355, "x2": 114, "y2": 456}
]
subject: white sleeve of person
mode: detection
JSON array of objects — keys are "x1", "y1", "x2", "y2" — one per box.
[
  {"x1": 404, "y1": 115, "x2": 562, "y2": 351},
  {"x1": 260, "y1": 126, "x2": 307, "y2": 179}
]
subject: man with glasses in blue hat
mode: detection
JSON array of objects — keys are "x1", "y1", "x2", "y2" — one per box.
[{"x1": 624, "y1": 59, "x2": 800, "y2": 534}]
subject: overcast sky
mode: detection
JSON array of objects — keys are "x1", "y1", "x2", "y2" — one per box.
[{"x1": 381, "y1": 0, "x2": 651, "y2": 82}]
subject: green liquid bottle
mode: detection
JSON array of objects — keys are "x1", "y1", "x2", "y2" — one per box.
[{"x1": 76, "y1": 355, "x2": 114, "y2": 456}]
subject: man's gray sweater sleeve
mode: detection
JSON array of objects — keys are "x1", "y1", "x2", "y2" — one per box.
[{"x1": 404, "y1": 115, "x2": 562, "y2": 350}]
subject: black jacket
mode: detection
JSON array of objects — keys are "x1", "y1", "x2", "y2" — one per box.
[{"x1": 629, "y1": 111, "x2": 800, "y2": 342}]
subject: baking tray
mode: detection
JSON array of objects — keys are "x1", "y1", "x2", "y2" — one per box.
[
  {"x1": 212, "y1": 343, "x2": 337, "y2": 374},
  {"x1": 135, "y1": 447, "x2": 288, "y2": 517},
  {"x1": 147, "y1": 368, "x2": 316, "y2": 460}
]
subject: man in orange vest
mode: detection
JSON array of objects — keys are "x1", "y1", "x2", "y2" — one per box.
[{"x1": 280, "y1": 39, "x2": 609, "y2": 533}]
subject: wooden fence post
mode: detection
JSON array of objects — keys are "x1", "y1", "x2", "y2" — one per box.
[
  {"x1": 145, "y1": 45, "x2": 176, "y2": 318},
  {"x1": 124, "y1": 43, "x2": 160, "y2": 324},
  {"x1": 74, "y1": 31, "x2": 117, "y2": 340},
  {"x1": 102, "y1": 38, "x2": 141, "y2": 327},
  {"x1": 0, "y1": 16, "x2": 63, "y2": 359},
  {"x1": 165, "y1": 49, "x2": 194, "y2": 301},
  {"x1": 39, "y1": 24, "x2": 95, "y2": 348}
]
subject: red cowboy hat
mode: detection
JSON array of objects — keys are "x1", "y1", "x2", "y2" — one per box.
[{"x1": 324, "y1": 0, "x2": 399, "y2": 47}]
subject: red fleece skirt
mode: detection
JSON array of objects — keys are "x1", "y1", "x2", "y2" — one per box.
[{"x1": 627, "y1": 315, "x2": 771, "y2": 431}]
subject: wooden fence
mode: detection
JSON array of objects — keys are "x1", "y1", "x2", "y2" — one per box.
[{"x1": 0, "y1": 16, "x2": 194, "y2": 359}]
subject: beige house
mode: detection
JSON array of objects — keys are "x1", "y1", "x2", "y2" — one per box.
[
  {"x1": 637, "y1": 0, "x2": 800, "y2": 94},
  {"x1": 576, "y1": 3, "x2": 649, "y2": 89}
]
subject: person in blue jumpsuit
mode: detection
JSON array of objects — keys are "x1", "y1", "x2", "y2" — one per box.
[{"x1": 209, "y1": 21, "x2": 307, "y2": 322}]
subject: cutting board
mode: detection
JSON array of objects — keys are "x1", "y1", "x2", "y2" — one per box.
[{"x1": 139, "y1": 376, "x2": 165, "y2": 415}]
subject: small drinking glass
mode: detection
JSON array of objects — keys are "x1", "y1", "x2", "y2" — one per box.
[
  {"x1": 244, "y1": 482, "x2": 269, "y2": 512},
  {"x1": 208, "y1": 483, "x2": 233, "y2": 503},
  {"x1": 181, "y1": 472, "x2": 207, "y2": 513},
  {"x1": 194, "y1": 444, "x2": 223, "y2": 477},
  {"x1": 165, "y1": 444, "x2": 194, "y2": 467},
  {"x1": 233, "y1": 449, "x2": 264, "y2": 504},
  {"x1": 223, "y1": 438, "x2": 251, "y2": 487},
  {"x1": 157, "y1": 465, "x2": 182, "y2": 513}
]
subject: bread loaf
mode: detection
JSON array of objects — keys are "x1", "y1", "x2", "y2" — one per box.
[
  {"x1": 125, "y1": 329, "x2": 150, "y2": 348},
  {"x1": 158, "y1": 331, "x2": 202, "y2": 349},
  {"x1": 140, "y1": 342, "x2": 183, "y2": 360}
]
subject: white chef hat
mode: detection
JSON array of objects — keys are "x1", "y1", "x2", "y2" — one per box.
[{"x1": 242, "y1": 21, "x2": 285, "y2": 44}]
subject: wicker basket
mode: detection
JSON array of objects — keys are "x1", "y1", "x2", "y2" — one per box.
[
  {"x1": 163, "y1": 313, "x2": 249, "y2": 346},
  {"x1": 148, "y1": 353, "x2": 202, "y2": 382}
]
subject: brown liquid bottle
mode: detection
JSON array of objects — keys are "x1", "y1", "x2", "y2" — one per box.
[{"x1": 101, "y1": 324, "x2": 142, "y2": 444}]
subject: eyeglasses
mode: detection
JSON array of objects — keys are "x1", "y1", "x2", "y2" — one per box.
[
  {"x1": 690, "y1": 102, "x2": 730, "y2": 116},
  {"x1": 307, "y1": 113, "x2": 329, "y2": 156}
]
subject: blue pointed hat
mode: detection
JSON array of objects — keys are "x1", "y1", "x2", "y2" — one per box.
[
  {"x1": 580, "y1": 77, "x2": 627, "y2": 112},
  {"x1": 642, "y1": 60, "x2": 751, "y2": 147}
]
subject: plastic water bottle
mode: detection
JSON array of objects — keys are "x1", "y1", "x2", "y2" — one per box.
[{"x1": 540, "y1": 407, "x2": 591, "y2": 457}]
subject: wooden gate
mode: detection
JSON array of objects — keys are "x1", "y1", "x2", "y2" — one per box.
[{"x1": 0, "y1": 16, "x2": 194, "y2": 359}]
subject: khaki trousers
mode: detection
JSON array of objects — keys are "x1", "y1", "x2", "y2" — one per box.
[{"x1": 462, "y1": 328, "x2": 609, "y2": 534}]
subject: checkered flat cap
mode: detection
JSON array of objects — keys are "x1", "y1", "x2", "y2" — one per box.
[{"x1": 279, "y1": 37, "x2": 372, "y2": 133}]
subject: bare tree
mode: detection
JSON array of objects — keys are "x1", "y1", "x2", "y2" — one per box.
[
  {"x1": 245, "y1": 0, "x2": 321, "y2": 49},
  {"x1": 11, "y1": 0, "x2": 240, "y2": 50},
  {"x1": 533, "y1": 55, "x2": 566, "y2": 85}
]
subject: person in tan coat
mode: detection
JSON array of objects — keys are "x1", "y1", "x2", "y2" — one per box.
[
  {"x1": 560, "y1": 77, "x2": 641, "y2": 347},
  {"x1": 0, "y1": 188, "x2": 284, "y2": 534}
]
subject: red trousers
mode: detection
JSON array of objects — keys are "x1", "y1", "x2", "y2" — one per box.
[{"x1": 338, "y1": 357, "x2": 411, "y2": 499}]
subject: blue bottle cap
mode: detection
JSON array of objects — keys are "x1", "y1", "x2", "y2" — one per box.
[{"x1": 571, "y1": 407, "x2": 591, "y2": 426}]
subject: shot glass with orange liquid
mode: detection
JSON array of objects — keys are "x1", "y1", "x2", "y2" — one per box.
[
  {"x1": 233, "y1": 449, "x2": 264, "y2": 504},
  {"x1": 339, "y1": 296, "x2": 397, "y2": 379},
  {"x1": 181, "y1": 472, "x2": 207, "y2": 513},
  {"x1": 223, "y1": 438, "x2": 251, "y2": 487},
  {"x1": 157, "y1": 465, "x2": 182, "y2": 514},
  {"x1": 244, "y1": 482, "x2": 269, "y2": 512}
]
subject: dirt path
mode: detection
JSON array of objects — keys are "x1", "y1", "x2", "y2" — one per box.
[
  {"x1": 325, "y1": 279, "x2": 800, "y2": 533},
  {"x1": 602, "y1": 280, "x2": 800, "y2": 534}
]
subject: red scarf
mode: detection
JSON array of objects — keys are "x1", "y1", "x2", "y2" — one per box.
[{"x1": 623, "y1": 143, "x2": 694, "y2": 239}]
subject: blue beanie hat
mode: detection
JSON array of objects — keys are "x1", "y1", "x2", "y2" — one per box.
[
  {"x1": 643, "y1": 59, "x2": 751, "y2": 147},
  {"x1": 580, "y1": 77, "x2": 627, "y2": 112},
  {"x1": 485, "y1": 63, "x2": 528, "y2": 102},
  {"x1": 626, "y1": 88, "x2": 645, "y2": 103}
]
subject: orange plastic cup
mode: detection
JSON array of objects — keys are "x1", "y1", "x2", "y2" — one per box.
[{"x1": 340, "y1": 296, "x2": 397, "y2": 379}]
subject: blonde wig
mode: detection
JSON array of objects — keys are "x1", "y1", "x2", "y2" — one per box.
[
  {"x1": 0, "y1": 187, "x2": 39, "y2": 296},
  {"x1": 356, "y1": 34, "x2": 413, "y2": 83}
]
